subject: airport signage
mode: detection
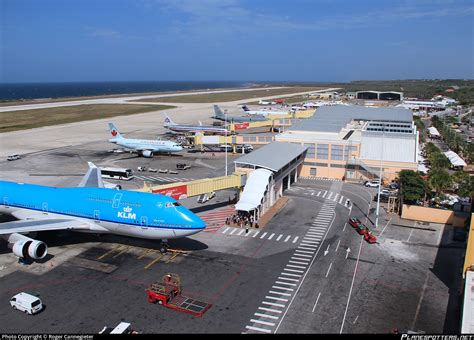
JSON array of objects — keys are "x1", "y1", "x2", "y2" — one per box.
[
  {"x1": 234, "y1": 122, "x2": 250, "y2": 130},
  {"x1": 153, "y1": 185, "x2": 188, "y2": 200}
]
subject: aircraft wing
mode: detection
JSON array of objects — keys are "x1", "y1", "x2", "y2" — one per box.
[
  {"x1": 78, "y1": 162, "x2": 104, "y2": 188},
  {"x1": 0, "y1": 218, "x2": 96, "y2": 235}
]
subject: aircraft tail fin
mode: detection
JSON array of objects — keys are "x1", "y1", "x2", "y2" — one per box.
[
  {"x1": 108, "y1": 123, "x2": 123, "y2": 139},
  {"x1": 78, "y1": 162, "x2": 104, "y2": 188},
  {"x1": 213, "y1": 105, "x2": 225, "y2": 119},
  {"x1": 163, "y1": 114, "x2": 177, "y2": 127}
]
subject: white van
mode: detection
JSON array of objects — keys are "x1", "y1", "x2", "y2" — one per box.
[{"x1": 10, "y1": 292, "x2": 43, "y2": 315}]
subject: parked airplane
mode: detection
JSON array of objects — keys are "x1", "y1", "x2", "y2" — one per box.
[
  {"x1": 108, "y1": 123, "x2": 182, "y2": 157},
  {"x1": 0, "y1": 162, "x2": 206, "y2": 261},
  {"x1": 241, "y1": 105, "x2": 289, "y2": 117},
  {"x1": 213, "y1": 105, "x2": 268, "y2": 123},
  {"x1": 163, "y1": 114, "x2": 230, "y2": 135},
  {"x1": 258, "y1": 98, "x2": 276, "y2": 105}
]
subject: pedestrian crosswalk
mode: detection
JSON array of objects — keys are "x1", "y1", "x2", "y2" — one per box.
[
  {"x1": 293, "y1": 188, "x2": 349, "y2": 207},
  {"x1": 299, "y1": 176, "x2": 341, "y2": 182},
  {"x1": 221, "y1": 227, "x2": 300, "y2": 243},
  {"x1": 244, "y1": 185, "x2": 340, "y2": 334},
  {"x1": 198, "y1": 206, "x2": 235, "y2": 233},
  {"x1": 135, "y1": 175, "x2": 195, "y2": 183}
]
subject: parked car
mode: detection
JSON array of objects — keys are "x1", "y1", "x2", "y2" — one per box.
[
  {"x1": 7, "y1": 154, "x2": 21, "y2": 161},
  {"x1": 137, "y1": 166, "x2": 146, "y2": 172},
  {"x1": 10, "y1": 292, "x2": 43, "y2": 315},
  {"x1": 364, "y1": 180, "x2": 380, "y2": 188},
  {"x1": 388, "y1": 183, "x2": 400, "y2": 190},
  {"x1": 148, "y1": 168, "x2": 158, "y2": 173}
]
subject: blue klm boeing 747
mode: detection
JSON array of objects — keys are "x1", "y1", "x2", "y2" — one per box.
[{"x1": 0, "y1": 163, "x2": 205, "y2": 261}]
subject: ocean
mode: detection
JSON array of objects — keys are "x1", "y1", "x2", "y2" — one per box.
[{"x1": 0, "y1": 81, "x2": 255, "y2": 101}]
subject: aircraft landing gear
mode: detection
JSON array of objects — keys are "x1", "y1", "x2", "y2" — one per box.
[{"x1": 159, "y1": 240, "x2": 169, "y2": 254}]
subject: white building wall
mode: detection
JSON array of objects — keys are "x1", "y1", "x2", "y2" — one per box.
[{"x1": 360, "y1": 134, "x2": 417, "y2": 163}]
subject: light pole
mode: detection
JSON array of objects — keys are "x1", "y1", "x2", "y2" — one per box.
[
  {"x1": 225, "y1": 109, "x2": 228, "y2": 177},
  {"x1": 375, "y1": 128, "x2": 384, "y2": 228}
]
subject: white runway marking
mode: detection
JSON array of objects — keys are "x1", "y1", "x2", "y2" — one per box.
[
  {"x1": 287, "y1": 264, "x2": 306, "y2": 269},
  {"x1": 262, "y1": 301, "x2": 285, "y2": 308},
  {"x1": 258, "y1": 307, "x2": 282, "y2": 314},
  {"x1": 291, "y1": 257, "x2": 310, "y2": 262},
  {"x1": 284, "y1": 268, "x2": 305, "y2": 273},
  {"x1": 275, "y1": 280, "x2": 298, "y2": 286},
  {"x1": 269, "y1": 290, "x2": 291, "y2": 297},
  {"x1": 280, "y1": 272, "x2": 301, "y2": 278},
  {"x1": 265, "y1": 296, "x2": 288, "y2": 302},
  {"x1": 325, "y1": 262, "x2": 333, "y2": 278},
  {"x1": 245, "y1": 325, "x2": 271, "y2": 333},
  {"x1": 272, "y1": 285, "x2": 294, "y2": 291},
  {"x1": 295, "y1": 249, "x2": 314, "y2": 255},
  {"x1": 312, "y1": 292, "x2": 322, "y2": 313},
  {"x1": 298, "y1": 246, "x2": 316, "y2": 251},
  {"x1": 277, "y1": 276, "x2": 299, "y2": 282},
  {"x1": 250, "y1": 319, "x2": 275, "y2": 326},
  {"x1": 289, "y1": 260, "x2": 308, "y2": 265},
  {"x1": 255, "y1": 313, "x2": 279, "y2": 320}
]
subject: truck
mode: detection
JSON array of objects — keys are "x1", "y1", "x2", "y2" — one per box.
[{"x1": 146, "y1": 273, "x2": 212, "y2": 317}]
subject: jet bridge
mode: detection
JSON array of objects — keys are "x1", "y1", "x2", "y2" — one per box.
[{"x1": 138, "y1": 173, "x2": 245, "y2": 200}]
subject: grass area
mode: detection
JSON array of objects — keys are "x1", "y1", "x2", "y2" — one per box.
[
  {"x1": 0, "y1": 104, "x2": 174, "y2": 133},
  {"x1": 132, "y1": 86, "x2": 326, "y2": 103}
]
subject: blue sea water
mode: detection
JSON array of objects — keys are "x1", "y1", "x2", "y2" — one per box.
[{"x1": 0, "y1": 81, "x2": 255, "y2": 101}]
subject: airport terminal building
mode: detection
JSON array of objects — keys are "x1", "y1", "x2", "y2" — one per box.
[{"x1": 273, "y1": 105, "x2": 418, "y2": 182}]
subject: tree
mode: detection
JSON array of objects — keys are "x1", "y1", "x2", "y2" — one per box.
[
  {"x1": 429, "y1": 151, "x2": 451, "y2": 169},
  {"x1": 428, "y1": 168, "x2": 452, "y2": 194},
  {"x1": 452, "y1": 171, "x2": 474, "y2": 198},
  {"x1": 398, "y1": 170, "x2": 427, "y2": 203}
]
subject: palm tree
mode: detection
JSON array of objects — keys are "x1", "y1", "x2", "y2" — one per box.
[{"x1": 428, "y1": 168, "x2": 452, "y2": 194}]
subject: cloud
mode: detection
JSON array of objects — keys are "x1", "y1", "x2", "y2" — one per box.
[
  {"x1": 86, "y1": 27, "x2": 121, "y2": 39},
  {"x1": 152, "y1": 0, "x2": 474, "y2": 36}
]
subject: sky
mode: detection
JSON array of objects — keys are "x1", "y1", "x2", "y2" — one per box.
[{"x1": 1, "y1": 0, "x2": 473, "y2": 83}]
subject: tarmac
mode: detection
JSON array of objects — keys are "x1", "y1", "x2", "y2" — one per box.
[{"x1": 0, "y1": 87, "x2": 465, "y2": 333}]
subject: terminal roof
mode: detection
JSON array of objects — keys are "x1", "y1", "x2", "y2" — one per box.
[
  {"x1": 234, "y1": 141, "x2": 307, "y2": 172},
  {"x1": 289, "y1": 105, "x2": 413, "y2": 133}
]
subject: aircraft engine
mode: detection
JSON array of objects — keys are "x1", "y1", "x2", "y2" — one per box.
[
  {"x1": 142, "y1": 150, "x2": 153, "y2": 158},
  {"x1": 8, "y1": 233, "x2": 48, "y2": 260}
]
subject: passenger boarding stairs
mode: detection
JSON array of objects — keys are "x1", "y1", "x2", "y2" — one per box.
[{"x1": 346, "y1": 159, "x2": 381, "y2": 182}]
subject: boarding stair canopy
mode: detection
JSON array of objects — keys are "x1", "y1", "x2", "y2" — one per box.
[
  {"x1": 428, "y1": 126, "x2": 440, "y2": 137},
  {"x1": 235, "y1": 169, "x2": 273, "y2": 212}
]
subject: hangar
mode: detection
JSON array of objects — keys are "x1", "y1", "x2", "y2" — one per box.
[{"x1": 356, "y1": 91, "x2": 403, "y2": 101}]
